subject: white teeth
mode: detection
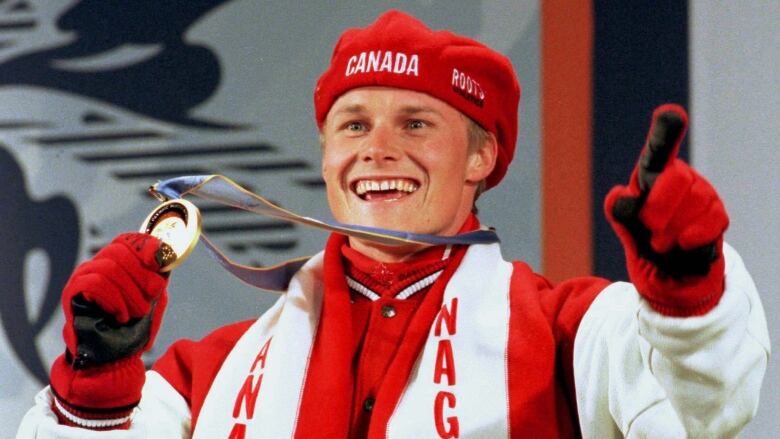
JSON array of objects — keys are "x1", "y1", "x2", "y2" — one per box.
[{"x1": 354, "y1": 179, "x2": 419, "y2": 196}]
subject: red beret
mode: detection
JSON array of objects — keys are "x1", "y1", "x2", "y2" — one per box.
[{"x1": 314, "y1": 10, "x2": 521, "y2": 189}]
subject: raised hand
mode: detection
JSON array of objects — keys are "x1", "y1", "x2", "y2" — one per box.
[
  {"x1": 605, "y1": 104, "x2": 729, "y2": 316},
  {"x1": 61, "y1": 233, "x2": 170, "y2": 368},
  {"x1": 49, "y1": 233, "x2": 170, "y2": 428}
]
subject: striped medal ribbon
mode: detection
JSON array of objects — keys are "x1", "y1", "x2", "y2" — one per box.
[{"x1": 150, "y1": 175, "x2": 500, "y2": 292}]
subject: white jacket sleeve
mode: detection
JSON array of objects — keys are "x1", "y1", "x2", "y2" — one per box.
[
  {"x1": 573, "y1": 243, "x2": 770, "y2": 438},
  {"x1": 16, "y1": 371, "x2": 191, "y2": 439}
]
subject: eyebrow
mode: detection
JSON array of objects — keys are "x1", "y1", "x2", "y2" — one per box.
[
  {"x1": 331, "y1": 104, "x2": 367, "y2": 116},
  {"x1": 397, "y1": 105, "x2": 442, "y2": 117},
  {"x1": 328, "y1": 104, "x2": 443, "y2": 119}
]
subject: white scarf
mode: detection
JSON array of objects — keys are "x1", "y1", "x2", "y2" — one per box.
[{"x1": 194, "y1": 242, "x2": 513, "y2": 438}]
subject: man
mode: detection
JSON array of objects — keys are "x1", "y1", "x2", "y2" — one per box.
[{"x1": 18, "y1": 10, "x2": 769, "y2": 438}]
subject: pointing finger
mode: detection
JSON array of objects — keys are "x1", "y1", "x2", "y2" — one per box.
[{"x1": 638, "y1": 104, "x2": 688, "y2": 192}]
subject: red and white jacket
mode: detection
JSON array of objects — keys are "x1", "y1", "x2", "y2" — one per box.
[{"x1": 18, "y1": 236, "x2": 769, "y2": 438}]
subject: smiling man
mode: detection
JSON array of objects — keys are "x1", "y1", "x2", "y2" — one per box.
[
  {"x1": 18, "y1": 10, "x2": 769, "y2": 439},
  {"x1": 321, "y1": 86, "x2": 497, "y2": 259}
]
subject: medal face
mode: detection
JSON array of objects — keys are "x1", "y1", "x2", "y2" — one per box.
[{"x1": 139, "y1": 199, "x2": 201, "y2": 272}]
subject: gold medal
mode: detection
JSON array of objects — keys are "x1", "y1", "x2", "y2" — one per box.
[{"x1": 139, "y1": 198, "x2": 201, "y2": 272}]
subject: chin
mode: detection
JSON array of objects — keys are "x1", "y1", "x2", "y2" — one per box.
[
  {"x1": 355, "y1": 216, "x2": 417, "y2": 233},
  {"x1": 342, "y1": 204, "x2": 410, "y2": 229}
]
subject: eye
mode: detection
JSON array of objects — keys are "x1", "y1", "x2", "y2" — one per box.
[
  {"x1": 407, "y1": 119, "x2": 426, "y2": 129},
  {"x1": 346, "y1": 121, "x2": 366, "y2": 132}
]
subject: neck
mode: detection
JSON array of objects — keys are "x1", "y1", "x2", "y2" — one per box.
[
  {"x1": 346, "y1": 213, "x2": 480, "y2": 262},
  {"x1": 347, "y1": 238, "x2": 428, "y2": 263}
]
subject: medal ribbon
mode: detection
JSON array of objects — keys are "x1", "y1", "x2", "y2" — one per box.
[{"x1": 151, "y1": 175, "x2": 500, "y2": 291}]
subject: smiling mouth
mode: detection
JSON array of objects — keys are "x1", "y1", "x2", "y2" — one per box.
[{"x1": 352, "y1": 178, "x2": 420, "y2": 201}]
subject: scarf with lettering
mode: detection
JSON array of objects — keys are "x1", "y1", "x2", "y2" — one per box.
[{"x1": 192, "y1": 233, "x2": 514, "y2": 438}]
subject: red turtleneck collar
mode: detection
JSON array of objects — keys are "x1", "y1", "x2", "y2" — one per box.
[{"x1": 340, "y1": 214, "x2": 480, "y2": 297}]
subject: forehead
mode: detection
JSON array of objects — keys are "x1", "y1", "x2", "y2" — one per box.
[{"x1": 326, "y1": 86, "x2": 465, "y2": 121}]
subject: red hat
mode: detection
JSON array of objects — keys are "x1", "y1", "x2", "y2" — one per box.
[{"x1": 314, "y1": 10, "x2": 521, "y2": 189}]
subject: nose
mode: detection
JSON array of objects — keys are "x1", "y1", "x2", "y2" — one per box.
[{"x1": 359, "y1": 125, "x2": 402, "y2": 164}]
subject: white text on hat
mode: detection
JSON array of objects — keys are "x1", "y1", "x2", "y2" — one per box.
[
  {"x1": 451, "y1": 68, "x2": 485, "y2": 107},
  {"x1": 345, "y1": 51, "x2": 419, "y2": 77}
]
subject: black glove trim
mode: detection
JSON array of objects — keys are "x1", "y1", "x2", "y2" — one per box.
[{"x1": 71, "y1": 294, "x2": 153, "y2": 369}]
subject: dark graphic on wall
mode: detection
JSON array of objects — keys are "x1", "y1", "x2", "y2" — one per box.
[
  {"x1": 0, "y1": 147, "x2": 80, "y2": 383},
  {"x1": 0, "y1": 0, "x2": 236, "y2": 129},
  {"x1": 0, "y1": 0, "x2": 328, "y2": 385}
]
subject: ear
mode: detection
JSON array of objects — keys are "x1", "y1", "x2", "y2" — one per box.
[
  {"x1": 465, "y1": 133, "x2": 498, "y2": 183},
  {"x1": 319, "y1": 132, "x2": 328, "y2": 175}
]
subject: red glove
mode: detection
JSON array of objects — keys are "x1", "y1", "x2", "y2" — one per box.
[
  {"x1": 605, "y1": 104, "x2": 729, "y2": 316},
  {"x1": 49, "y1": 233, "x2": 169, "y2": 429}
]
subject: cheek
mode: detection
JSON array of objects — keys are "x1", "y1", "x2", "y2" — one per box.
[
  {"x1": 321, "y1": 148, "x2": 343, "y2": 182},
  {"x1": 321, "y1": 159, "x2": 331, "y2": 181},
  {"x1": 429, "y1": 150, "x2": 469, "y2": 183},
  {"x1": 323, "y1": 170, "x2": 346, "y2": 217},
  {"x1": 321, "y1": 147, "x2": 355, "y2": 196}
]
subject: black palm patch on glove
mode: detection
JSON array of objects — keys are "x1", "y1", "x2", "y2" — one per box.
[{"x1": 69, "y1": 294, "x2": 153, "y2": 369}]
